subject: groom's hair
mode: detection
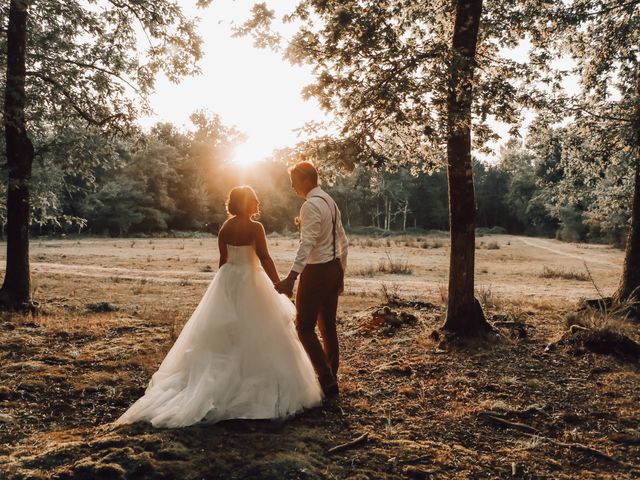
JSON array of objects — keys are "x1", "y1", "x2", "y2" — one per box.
[{"x1": 289, "y1": 161, "x2": 318, "y2": 186}]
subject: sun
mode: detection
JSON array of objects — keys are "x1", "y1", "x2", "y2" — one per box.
[{"x1": 231, "y1": 139, "x2": 269, "y2": 167}]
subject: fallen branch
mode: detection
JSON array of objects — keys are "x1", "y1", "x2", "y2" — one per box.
[
  {"x1": 523, "y1": 432, "x2": 640, "y2": 472},
  {"x1": 521, "y1": 432, "x2": 615, "y2": 462},
  {"x1": 553, "y1": 439, "x2": 615, "y2": 461},
  {"x1": 398, "y1": 454, "x2": 431, "y2": 465},
  {"x1": 546, "y1": 325, "x2": 589, "y2": 353},
  {"x1": 480, "y1": 412, "x2": 621, "y2": 463},
  {"x1": 327, "y1": 432, "x2": 369, "y2": 454},
  {"x1": 479, "y1": 413, "x2": 540, "y2": 434}
]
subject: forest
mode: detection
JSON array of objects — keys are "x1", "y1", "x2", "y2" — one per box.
[
  {"x1": 5, "y1": 115, "x2": 630, "y2": 248},
  {"x1": 1, "y1": 0, "x2": 639, "y2": 479}
]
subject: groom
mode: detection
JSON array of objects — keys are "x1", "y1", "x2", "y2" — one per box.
[{"x1": 276, "y1": 161, "x2": 348, "y2": 399}]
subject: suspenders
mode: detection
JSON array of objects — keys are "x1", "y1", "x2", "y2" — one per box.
[{"x1": 308, "y1": 195, "x2": 337, "y2": 260}]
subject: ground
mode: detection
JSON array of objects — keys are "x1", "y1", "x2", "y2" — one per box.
[{"x1": 0, "y1": 233, "x2": 638, "y2": 479}]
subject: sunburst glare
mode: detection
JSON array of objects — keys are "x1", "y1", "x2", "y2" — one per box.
[{"x1": 231, "y1": 139, "x2": 270, "y2": 167}]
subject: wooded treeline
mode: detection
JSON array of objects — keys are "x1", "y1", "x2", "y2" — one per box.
[{"x1": 2, "y1": 116, "x2": 630, "y2": 247}]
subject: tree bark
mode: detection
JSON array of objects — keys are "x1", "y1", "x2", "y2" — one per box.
[
  {"x1": 385, "y1": 195, "x2": 391, "y2": 230},
  {"x1": 613, "y1": 71, "x2": 640, "y2": 305},
  {"x1": 402, "y1": 200, "x2": 408, "y2": 232},
  {"x1": 1, "y1": 0, "x2": 34, "y2": 310},
  {"x1": 443, "y1": 0, "x2": 490, "y2": 335},
  {"x1": 374, "y1": 203, "x2": 380, "y2": 228}
]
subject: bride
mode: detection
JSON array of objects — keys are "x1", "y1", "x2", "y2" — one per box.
[{"x1": 115, "y1": 186, "x2": 323, "y2": 428}]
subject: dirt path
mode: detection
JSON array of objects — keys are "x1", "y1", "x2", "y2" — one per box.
[
  {"x1": 517, "y1": 237, "x2": 620, "y2": 268},
  {"x1": 31, "y1": 262, "x2": 215, "y2": 285}
]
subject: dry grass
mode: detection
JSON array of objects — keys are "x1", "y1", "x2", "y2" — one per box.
[
  {"x1": 2, "y1": 286, "x2": 639, "y2": 478},
  {"x1": 15, "y1": 233, "x2": 624, "y2": 303},
  {"x1": 565, "y1": 295, "x2": 639, "y2": 334},
  {"x1": 0, "y1": 234, "x2": 636, "y2": 479},
  {"x1": 540, "y1": 265, "x2": 589, "y2": 281},
  {"x1": 421, "y1": 239, "x2": 444, "y2": 249},
  {"x1": 377, "y1": 252, "x2": 413, "y2": 275},
  {"x1": 351, "y1": 264, "x2": 380, "y2": 277},
  {"x1": 476, "y1": 284, "x2": 501, "y2": 309}
]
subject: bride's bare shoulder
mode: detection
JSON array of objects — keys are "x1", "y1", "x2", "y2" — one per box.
[
  {"x1": 218, "y1": 218, "x2": 234, "y2": 237},
  {"x1": 250, "y1": 219, "x2": 265, "y2": 229}
]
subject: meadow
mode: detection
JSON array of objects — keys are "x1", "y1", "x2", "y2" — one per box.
[{"x1": 1, "y1": 234, "x2": 639, "y2": 479}]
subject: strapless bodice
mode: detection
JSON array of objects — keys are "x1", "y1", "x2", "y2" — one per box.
[{"x1": 226, "y1": 244, "x2": 259, "y2": 266}]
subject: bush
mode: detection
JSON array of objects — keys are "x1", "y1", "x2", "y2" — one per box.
[
  {"x1": 476, "y1": 226, "x2": 507, "y2": 235},
  {"x1": 378, "y1": 252, "x2": 413, "y2": 275},
  {"x1": 347, "y1": 226, "x2": 391, "y2": 237},
  {"x1": 540, "y1": 266, "x2": 589, "y2": 281}
]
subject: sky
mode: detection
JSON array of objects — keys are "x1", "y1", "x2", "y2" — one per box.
[
  {"x1": 139, "y1": 1, "x2": 578, "y2": 165},
  {"x1": 139, "y1": 1, "x2": 328, "y2": 165}
]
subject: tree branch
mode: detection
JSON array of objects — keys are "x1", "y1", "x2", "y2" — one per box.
[
  {"x1": 25, "y1": 70, "x2": 128, "y2": 128},
  {"x1": 574, "y1": 0, "x2": 640, "y2": 19},
  {"x1": 106, "y1": 0, "x2": 155, "y2": 48},
  {"x1": 33, "y1": 54, "x2": 140, "y2": 93},
  {"x1": 566, "y1": 104, "x2": 632, "y2": 124}
]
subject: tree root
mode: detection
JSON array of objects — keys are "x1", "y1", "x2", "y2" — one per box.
[{"x1": 0, "y1": 289, "x2": 38, "y2": 315}]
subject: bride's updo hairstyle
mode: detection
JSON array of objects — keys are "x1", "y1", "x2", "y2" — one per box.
[{"x1": 226, "y1": 186, "x2": 260, "y2": 218}]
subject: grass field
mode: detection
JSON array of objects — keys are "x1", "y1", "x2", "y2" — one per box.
[
  {"x1": 1, "y1": 234, "x2": 639, "y2": 479},
  {"x1": 24, "y1": 232, "x2": 623, "y2": 302}
]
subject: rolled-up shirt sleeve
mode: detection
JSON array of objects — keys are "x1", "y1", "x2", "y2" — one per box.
[{"x1": 291, "y1": 202, "x2": 322, "y2": 273}]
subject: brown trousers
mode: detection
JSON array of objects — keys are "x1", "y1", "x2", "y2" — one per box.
[{"x1": 295, "y1": 258, "x2": 343, "y2": 387}]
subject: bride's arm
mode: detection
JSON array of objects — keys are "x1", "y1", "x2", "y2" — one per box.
[
  {"x1": 218, "y1": 224, "x2": 228, "y2": 268},
  {"x1": 254, "y1": 222, "x2": 280, "y2": 284}
]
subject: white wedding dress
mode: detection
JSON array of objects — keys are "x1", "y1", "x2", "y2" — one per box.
[{"x1": 115, "y1": 245, "x2": 323, "y2": 428}]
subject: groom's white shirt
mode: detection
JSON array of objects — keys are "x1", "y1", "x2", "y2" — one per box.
[{"x1": 291, "y1": 186, "x2": 348, "y2": 274}]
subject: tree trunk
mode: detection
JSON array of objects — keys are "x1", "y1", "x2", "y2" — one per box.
[
  {"x1": 402, "y1": 200, "x2": 408, "y2": 231},
  {"x1": 374, "y1": 203, "x2": 380, "y2": 228},
  {"x1": 442, "y1": 0, "x2": 490, "y2": 335},
  {"x1": 0, "y1": 0, "x2": 34, "y2": 311},
  {"x1": 384, "y1": 196, "x2": 391, "y2": 231},
  {"x1": 613, "y1": 71, "x2": 640, "y2": 305}
]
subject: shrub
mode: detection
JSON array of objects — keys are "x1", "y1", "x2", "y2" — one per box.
[
  {"x1": 352, "y1": 264, "x2": 379, "y2": 277},
  {"x1": 378, "y1": 252, "x2": 413, "y2": 275},
  {"x1": 540, "y1": 266, "x2": 589, "y2": 281}
]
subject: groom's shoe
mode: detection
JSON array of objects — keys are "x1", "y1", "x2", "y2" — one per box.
[{"x1": 322, "y1": 381, "x2": 339, "y2": 399}]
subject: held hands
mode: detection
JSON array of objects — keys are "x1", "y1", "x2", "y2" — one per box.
[{"x1": 275, "y1": 272, "x2": 297, "y2": 297}]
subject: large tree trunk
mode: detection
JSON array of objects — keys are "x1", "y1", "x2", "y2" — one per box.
[
  {"x1": 442, "y1": 0, "x2": 490, "y2": 335},
  {"x1": 0, "y1": 0, "x2": 34, "y2": 311},
  {"x1": 613, "y1": 71, "x2": 640, "y2": 305}
]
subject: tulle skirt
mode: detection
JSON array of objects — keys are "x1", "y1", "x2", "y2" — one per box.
[{"x1": 115, "y1": 253, "x2": 323, "y2": 428}]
